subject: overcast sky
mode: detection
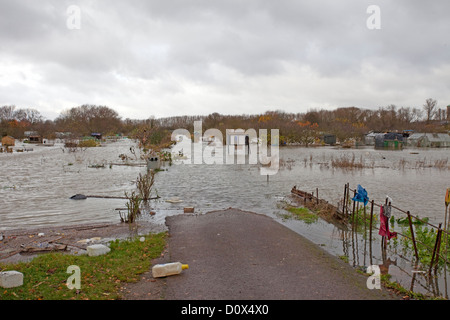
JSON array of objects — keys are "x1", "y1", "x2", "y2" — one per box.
[{"x1": 0, "y1": 0, "x2": 449, "y2": 120}]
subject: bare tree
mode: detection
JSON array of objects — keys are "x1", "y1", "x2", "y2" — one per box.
[
  {"x1": 0, "y1": 105, "x2": 16, "y2": 121},
  {"x1": 14, "y1": 108, "x2": 44, "y2": 124},
  {"x1": 423, "y1": 98, "x2": 437, "y2": 122}
]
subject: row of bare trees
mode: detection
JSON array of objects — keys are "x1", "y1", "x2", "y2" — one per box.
[{"x1": 1, "y1": 99, "x2": 448, "y2": 145}]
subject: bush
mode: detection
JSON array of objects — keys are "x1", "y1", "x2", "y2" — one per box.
[{"x1": 78, "y1": 139, "x2": 99, "y2": 148}]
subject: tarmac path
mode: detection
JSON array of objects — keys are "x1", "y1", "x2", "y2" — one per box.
[{"x1": 123, "y1": 208, "x2": 398, "y2": 300}]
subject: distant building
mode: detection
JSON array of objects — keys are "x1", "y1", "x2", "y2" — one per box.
[
  {"x1": 322, "y1": 134, "x2": 336, "y2": 146},
  {"x1": 29, "y1": 135, "x2": 42, "y2": 143},
  {"x1": 364, "y1": 132, "x2": 384, "y2": 146},
  {"x1": 24, "y1": 131, "x2": 38, "y2": 137},
  {"x1": 406, "y1": 133, "x2": 450, "y2": 148},
  {"x1": 1, "y1": 135, "x2": 15, "y2": 147},
  {"x1": 55, "y1": 132, "x2": 72, "y2": 139},
  {"x1": 375, "y1": 133, "x2": 404, "y2": 150}
]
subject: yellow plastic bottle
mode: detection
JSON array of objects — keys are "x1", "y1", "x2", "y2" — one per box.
[{"x1": 152, "y1": 262, "x2": 189, "y2": 278}]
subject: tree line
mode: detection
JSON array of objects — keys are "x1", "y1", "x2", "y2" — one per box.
[{"x1": 1, "y1": 99, "x2": 448, "y2": 146}]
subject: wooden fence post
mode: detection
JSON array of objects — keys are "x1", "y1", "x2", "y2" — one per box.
[
  {"x1": 343, "y1": 184, "x2": 347, "y2": 215},
  {"x1": 407, "y1": 211, "x2": 420, "y2": 262},
  {"x1": 346, "y1": 183, "x2": 350, "y2": 217},
  {"x1": 429, "y1": 223, "x2": 443, "y2": 274}
]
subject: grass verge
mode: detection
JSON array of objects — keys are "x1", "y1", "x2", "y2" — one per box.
[{"x1": 0, "y1": 232, "x2": 167, "y2": 300}]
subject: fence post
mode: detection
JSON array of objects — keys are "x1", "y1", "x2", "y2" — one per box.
[
  {"x1": 351, "y1": 190, "x2": 356, "y2": 224},
  {"x1": 369, "y1": 200, "x2": 374, "y2": 237},
  {"x1": 343, "y1": 184, "x2": 347, "y2": 215},
  {"x1": 369, "y1": 200, "x2": 374, "y2": 265},
  {"x1": 429, "y1": 223, "x2": 443, "y2": 274},
  {"x1": 346, "y1": 183, "x2": 350, "y2": 217},
  {"x1": 407, "y1": 211, "x2": 420, "y2": 262}
]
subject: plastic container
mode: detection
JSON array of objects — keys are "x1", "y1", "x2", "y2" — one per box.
[{"x1": 152, "y1": 262, "x2": 189, "y2": 278}]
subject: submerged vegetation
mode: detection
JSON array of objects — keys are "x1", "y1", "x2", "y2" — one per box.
[
  {"x1": 136, "y1": 170, "x2": 156, "y2": 203},
  {"x1": 284, "y1": 206, "x2": 319, "y2": 224},
  {"x1": 120, "y1": 191, "x2": 142, "y2": 223},
  {"x1": 401, "y1": 224, "x2": 450, "y2": 267},
  {"x1": 331, "y1": 154, "x2": 369, "y2": 170}
]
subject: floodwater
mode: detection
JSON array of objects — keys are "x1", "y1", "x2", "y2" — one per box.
[{"x1": 1, "y1": 138, "x2": 449, "y2": 297}]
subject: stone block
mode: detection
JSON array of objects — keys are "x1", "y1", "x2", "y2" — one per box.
[
  {"x1": 0, "y1": 271, "x2": 24, "y2": 288},
  {"x1": 87, "y1": 244, "x2": 111, "y2": 257}
]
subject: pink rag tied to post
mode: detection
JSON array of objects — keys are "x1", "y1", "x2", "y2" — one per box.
[{"x1": 379, "y1": 206, "x2": 397, "y2": 240}]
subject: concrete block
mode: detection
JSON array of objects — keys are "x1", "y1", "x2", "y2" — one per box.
[
  {"x1": 0, "y1": 271, "x2": 24, "y2": 288},
  {"x1": 87, "y1": 244, "x2": 111, "y2": 257}
]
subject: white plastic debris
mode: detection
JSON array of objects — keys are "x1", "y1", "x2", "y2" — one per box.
[
  {"x1": 77, "y1": 237, "x2": 102, "y2": 244},
  {"x1": 152, "y1": 262, "x2": 189, "y2": 278}
]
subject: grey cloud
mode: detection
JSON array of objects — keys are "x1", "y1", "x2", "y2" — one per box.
[{"x1": 0, "y1": 0, "x2": 449, "y2": 119}]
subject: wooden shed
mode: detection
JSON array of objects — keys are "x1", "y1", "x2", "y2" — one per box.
[
  {"x1": 1, "y1": 135, "x2": 15, "y2": 147},
  {"x1": 29, "y1": 135, "x2": 43, "y2": 143}
]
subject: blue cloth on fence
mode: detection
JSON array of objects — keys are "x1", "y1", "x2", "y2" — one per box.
[{"x1": 352, "y1": 184, "x2": 369, "y2": 206}]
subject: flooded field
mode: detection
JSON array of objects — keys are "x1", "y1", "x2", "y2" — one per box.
[{"x1": 1, "y1": 138, "x2": 449, "y2": 298}]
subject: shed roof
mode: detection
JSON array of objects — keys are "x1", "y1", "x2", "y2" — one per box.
[
  {"x1": 426, "y1": 133, "x2": 450, "y2": 142},
  {"x1": 409, "y1": 133, "x2": 450, "y2": 142}
]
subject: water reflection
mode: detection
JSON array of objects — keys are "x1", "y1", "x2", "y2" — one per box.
[{"x1": 0, "y1": 139, "x2": 449, "y2": 298}]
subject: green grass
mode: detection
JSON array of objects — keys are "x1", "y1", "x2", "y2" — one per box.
[
  {"x1": 286, "y1": 206, "x2": 318, "y2": 224},
  {"x1": 0, "y1": 232, "x2": 167, "y2": 300}
]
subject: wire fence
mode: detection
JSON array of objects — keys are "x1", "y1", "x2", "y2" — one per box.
[{"x1": 344, "y1": 183, "x2": 450, "y2": 270}]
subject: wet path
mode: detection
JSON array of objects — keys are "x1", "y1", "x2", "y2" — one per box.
[{"x1": 124, "y1": 208, "x2": 399, "y2": 300}]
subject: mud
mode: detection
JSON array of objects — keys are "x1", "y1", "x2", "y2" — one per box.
[{"x1": 0, "y1": 221, "x2": 166, "y2": 265}]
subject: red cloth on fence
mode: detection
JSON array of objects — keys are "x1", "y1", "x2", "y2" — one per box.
[{"x1": 379, "y1": 206, "x2": 397, "y2": 240}]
